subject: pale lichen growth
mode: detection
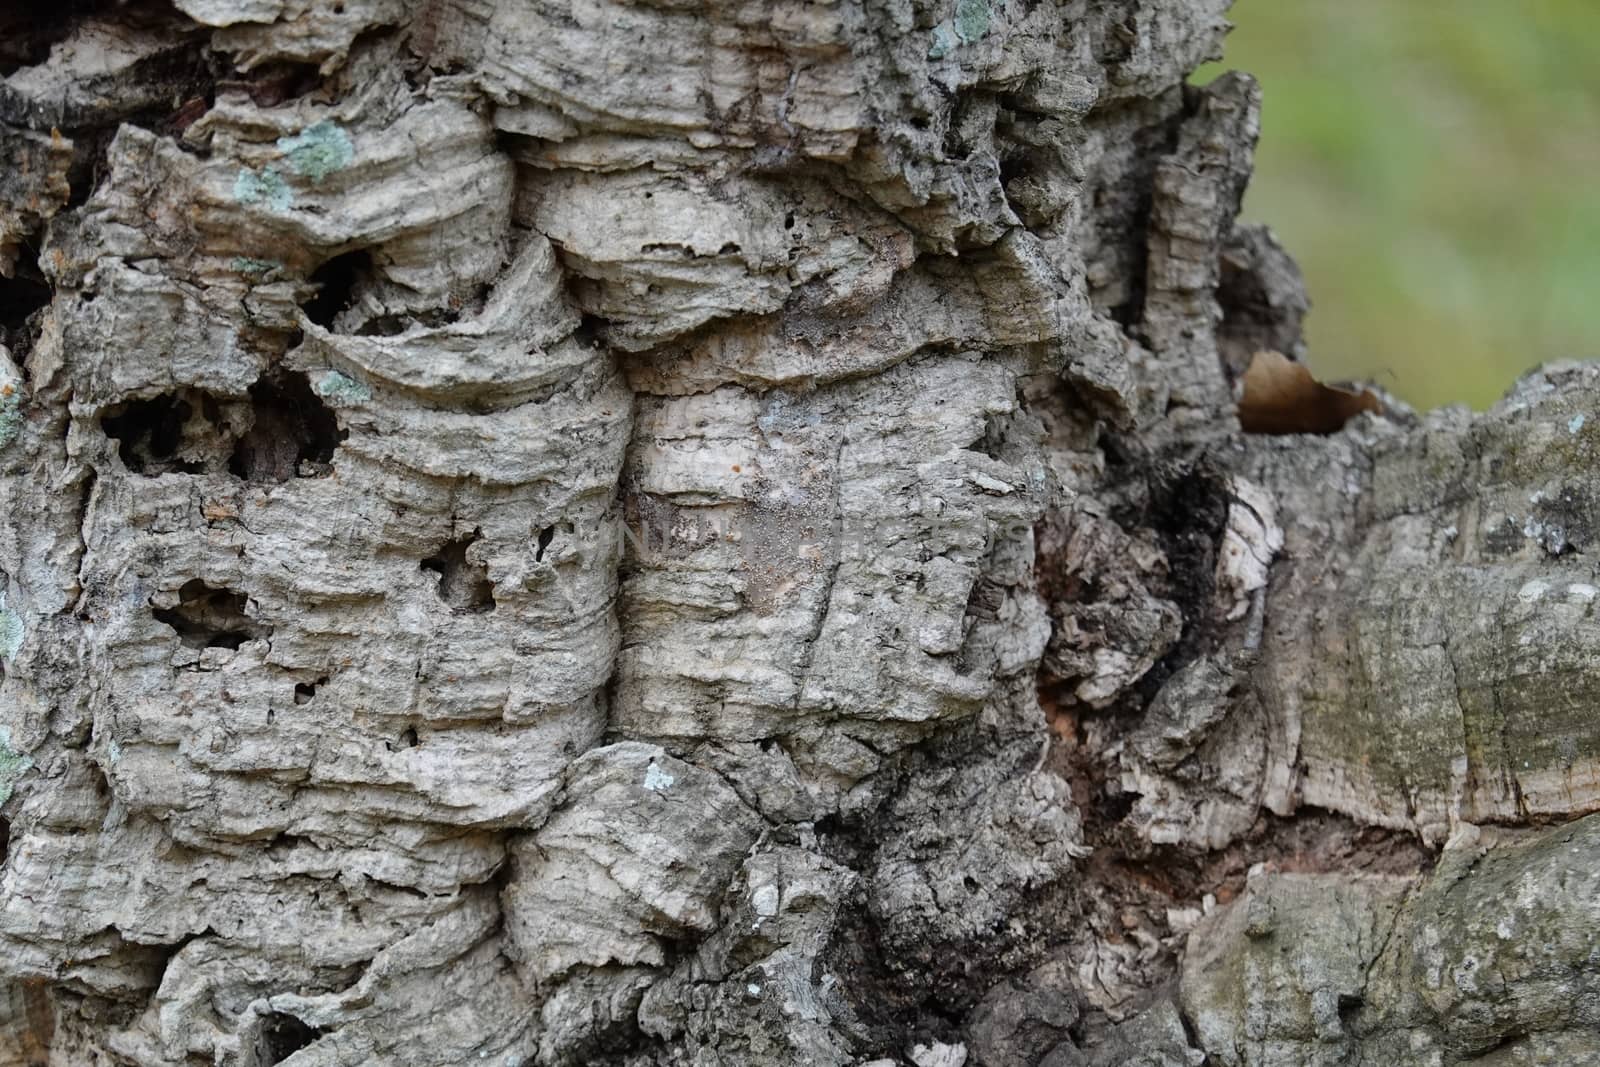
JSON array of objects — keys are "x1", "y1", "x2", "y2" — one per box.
[
  {"x1": 277, "y1": 121, "x2": 354, "y2": 183},
  {"x1": 316, "y1": 369, "x2": 372, "y2": 405},
  {"x1": 233, "y1": 166, "x2": 293, "y2": 210},
  {"x1": 930, "y1": 0, "x2": 991, "y2": 56},
  {"x1": 954, "y1": 0, "x2": 992, "y2": 42},
  {"x1": 643, "y1": 761, "x2": 675, "y2": 792},
  {"x1": 232, "y1": 256, "x2": 281, "y2": 276}
]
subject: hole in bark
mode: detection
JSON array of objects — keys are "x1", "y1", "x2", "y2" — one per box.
[
  {"x1": 1083, "y1": 101, "x2": 1186, "y2": 326},
  {"x1": 229, "y1": 60, "x2": 323, "y2": 109},
  {"x1": 355, "y1": 313, "x2": 408, "y2": 337},
  {"x1": 102, "y1": 370, "x2": 341, "y2": 481},
  {"x1": 293, "y1": 676, "x2": 328, "y2": 705},
  {"x1": 1527, "y1": 483, "x2": 1592, "y2": 556},
  {"x1": 301, "y1": 250, "x2": 368, "y2": 330},
  {"x1": 256, "y1": 1011, "x2": 324, "y2": 1064},
  {"x1": 1215, "y1": 228, "x2": 1309, "y2": 379},
  {"x1": 422, "y1": 531, "x2": 495, "y2": 613},
  {"x1": 571, "y1": 314, "x2": 604, "y2": 350},
  {"x1": 101, "y1": 394, "x2": 209, "y2": 475},
  {"x1": 535, "y1": 525, "x2": 555, "y2": 561},
  {"x1": 1, "y1": 269, "x2": 50, "y2": 372},
  {"x1": 153, "y1": 580, "x2": 271, "y2": 650},
  {"x1": 362, "y1": 873, "x2": 427, "y2": 899},
  {"x1": 1478, "y1": 1029, "x2": 1530, "y2": 1058},
  {"x1": 1146, "y1": 464, "x2": 1229, "y2": 645},
  {"x1": 823, "y1": 865, "x2": 1074, "y2": 1051},
  {"x1": 1094, "y1": 786, "x2": 1136, "y2": 825},
  {"x1": 1101, "y1": 13, "x2": 1139, "y2": 66},
  {"x1": 1095, "y1": 455, "x2": 1231, "y2": 699},
  {"x1": 448, "y1": 282, "x2": 492, "y2": 324},
  {"x1": 384, "y1": 726, "x2": 420, "y2": 752},
  {"x1": 0, "y1": 273, "x2": 50, "y2": 337},
  {"x1": 964, "y1": 412, "x2": 1007, "y2": 460},
  {"x1": 0, "y1": 2, "x2": 120, "y2": 76},
  {"x1": 1337, "y1": 992, "x2": 1363, "y2": 1031},
  {"x1": 227, "y1": 370, "x2": 344, "y2": 484},
  {"x1": 0, "y1": 1, "x2": 191, "y2": 79},
  {"x1": 0, "y1": 816, "x2": 9, "y2": 869}
]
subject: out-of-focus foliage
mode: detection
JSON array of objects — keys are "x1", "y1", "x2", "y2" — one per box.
[{"x1": 1200, "y1": 0, "x2": 1600, "y2": 410}]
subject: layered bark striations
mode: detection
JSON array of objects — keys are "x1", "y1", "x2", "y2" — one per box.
[{"x1": 1, "y1": 3, "x2": 1597, "y2": 1066}]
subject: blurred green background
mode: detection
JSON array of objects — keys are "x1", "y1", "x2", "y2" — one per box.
[{"x1": 1197, "y1": 0, "x2": 1600, "y2": 410}]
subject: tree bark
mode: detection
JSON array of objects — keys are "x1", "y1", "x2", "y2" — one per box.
[{"x1": 1, "y1": 3, "x2": 1596, "y2": 1066}]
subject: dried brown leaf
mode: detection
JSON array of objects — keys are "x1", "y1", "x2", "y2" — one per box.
[{"x1": 1237, "y1": 350, "x2": 1382, "y2": 435}]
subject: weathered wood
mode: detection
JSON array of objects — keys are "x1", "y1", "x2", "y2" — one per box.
[{"x1": 1, "y1": 2, "x2": 1595, "y2": 1065}]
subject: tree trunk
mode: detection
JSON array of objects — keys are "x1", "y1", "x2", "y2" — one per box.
[{"x1": 2, "y1": 3, "x2": 1596, "y2": 1065}]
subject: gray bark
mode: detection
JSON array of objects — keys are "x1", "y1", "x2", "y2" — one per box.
[{"x1": 1, "y1": 3, "x2": 1595, "y2": 1066}]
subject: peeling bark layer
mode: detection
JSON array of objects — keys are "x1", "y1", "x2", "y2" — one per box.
[{"x1": 1, "y1": 3, "x2": 1596, "y2": 1066}]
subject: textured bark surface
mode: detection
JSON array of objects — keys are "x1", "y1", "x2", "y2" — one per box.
[{"x1": 1, "y1": 3, "x2": 1596, "y2": 1066}]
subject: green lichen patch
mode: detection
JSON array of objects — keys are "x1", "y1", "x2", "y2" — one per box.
[
  {"x1": 954, "y1": 0, "x2": 991, "y2": 43},
  {"x1": 316, "y1": 369, "x2": 371, "y2": 405},
  {"x1": 0, "y1": 728, "x2": 30, "y2": 805},
  {"x1": 234, "y1": 167, "x2": 293, "y2": 211},
  {"x1": 277, "y1": 121, "x2": 354, "y2": 183},
  {"x1": 0, "y1": 378, "x2": 23, "y2": 450},
  {"x1": 929, "y1": 0, "x2": 990, "y2": 59},
  {"x1": 232, "y1": 256, "x2": 281, "y2": 276}
]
